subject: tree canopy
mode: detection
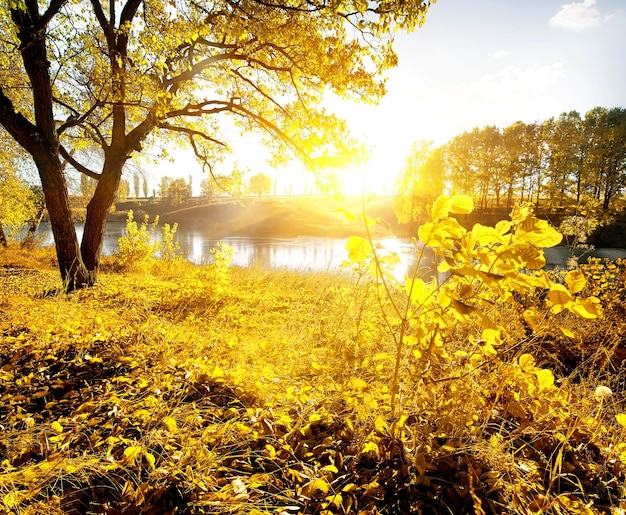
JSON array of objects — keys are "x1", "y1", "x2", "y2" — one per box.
[
  {"x1": 409, "y1": 107, "x2": 626, "y2": 214},
  {"x1": 0, "y1": 0, "x2": 434, "y2": 288}
]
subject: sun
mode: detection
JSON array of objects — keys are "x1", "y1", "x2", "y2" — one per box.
[{"x1": 336, "y1": 157, "x2": 399, "y2": 196}]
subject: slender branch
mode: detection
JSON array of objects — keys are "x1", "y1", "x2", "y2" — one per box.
[
  {"x1": 231, "y1": 103, "x2": 314, "y2": 167},
  {"x1": 164, "y1": 53, "x2": 245, "y2": 91},
  {"x1": 156, "y1": 122, "x2": 228, "y2": 148},
  {"x1": 59, "y1": 145, "x2": 102, "y2": 180},
  {"x1": 39, "y1": 0, "x2": 67, "y2": 30},
  {"x1": 55, "y1": 100, "x2": 101, "y2": 136},
  {"x1": 230, "y1": 68, "x2": 289, "y2": 116}
]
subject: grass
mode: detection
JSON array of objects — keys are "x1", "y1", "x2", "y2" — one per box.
[{"x1": 0, "y1": 243, "x2": 625, "y2": 514}]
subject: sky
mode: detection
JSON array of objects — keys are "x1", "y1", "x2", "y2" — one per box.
[{"x1": 154, "y1": 0, "x2": 626, "y2": 196}]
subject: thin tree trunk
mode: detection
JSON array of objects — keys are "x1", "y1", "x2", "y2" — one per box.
[
  {"x1": 0, "y1": 221, "x2": 7, "y2": 248},
  {"x1": 21, "y1": 203, "x2": 45, "y2": 248}
]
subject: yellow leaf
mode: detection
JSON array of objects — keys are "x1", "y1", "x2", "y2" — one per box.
[
  {"x1": 121, "y1": 481, "x2": 135, "y2": 502},
  {"x1": 481, "y1": 328, "x2": 501, "y2": 347},
  {"x1": 450, "y1": 194, "x2": 474, "y2": 214},
  {"x1": 333, "y1": 208, "x2": 355, "y2": 221},
  {"x1": 405, "y1": 277, "x2": 430, "y2": 306},
  {"x1": 349, "y1": 377, "x2": 368, "y2": 390},
  {"x1": 569, "y1": 297, "x2": 603, "y2": 319},
  {"x1": 51, "y1": 421, "x2": 63, "y2": 433},
  {"x1": 144, "y1": 452, "x2": 156, "y2": 469},
  {"x1": 548, "y1": 284, "x2": 572, "y2": 306},
  {"x1": 495, "y1": 220, "x2": 512, "y2": 235},
  {"x1": 362, "y1": 441, "x2": 379, "y2": 455},
  {"x1": 308, "y1": 477, "x2": 329, "y2": 495},
  {"x1": 123, "y1": 445, "x2": 143, "y2": 463},
  {"x1": 326, "y1": 493, "x2": 343, "y2": 509},
  {"x1": 322, "y1": 464, "x2": 339, "y2": 474},
  {"x1": 519, "y1": 353, "x2": 536, "y2": 372},
  {"x1": 211, "y1": 366, "x2": 224, "y2": 379},
  {"x1": 471, "y1": 224, "x2": 502, "y2": 246},
  {"x1": 565, "y1": 269, "x2": 586, "y2": 294},
  {"x1": 523, "y1": 309, "x2": 542, "y2": 332},
  {"x1": 517, "y1": 217, "x2": 563, "y2": 247},
  {"x1": 345, "y1": 236, "x2": 372, "y2": 263},
  {"x1": 162, "y1": 417, "x2": 177, "y2": 432},
  {"x1": 534, "y1": 369, "x2": 555, "y2": 390},
  {"x1": 374, "y1": 415, "x2": 388, "y2": 434},
  {"x1": 3, "y1": 491, "x2": 20, "y2": 509},
  {"x1": 418, "y1": 222, "x2": 437, "y2": 246},
  {"x1": 431, "y1": 195, "x2": 452, "y2": 220},
  {"x1": 559, "y1": 326, "x2": 575, "y2": 338},
  {"x1": 615, "y1": 413, "x2": 626, "y2": 427}
]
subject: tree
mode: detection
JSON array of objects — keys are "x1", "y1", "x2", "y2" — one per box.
[
  {"x1": 0, "y1": 0, "x2": 433, "y2": 289},
  {"x1": 442, "y1": 132, "x2": 477, "y2": 197},
  {"x1": 393, "y1": 140, "x2": 443, "y2": 226},
  {"x1": 165, "y1": 177, "x2": 192, "y2": 206},
  {"x1": 584, "y1": 107, "x2": 626, "y2": 211},
  {"x1": 117, "y1": 179, "x2": 130, "y2": 202},
  {"x1": 158, "y1": 176, "x2": 173, "y2": 199},
  {"x1": 0, "y1": 131, "x2": 37, "y2": 246},
  {"x1": 545, "y1": 112, "x2": 585, "y2": 207},
  {"x1": 249, "y1": 172, "x2": 272, "y2": 197},
  {"x1": 200, "y1": 176, "x2": 216, "y2": 198},
  {"x1": 0, "y1": 170, "x2": 36, "y2": 246}
]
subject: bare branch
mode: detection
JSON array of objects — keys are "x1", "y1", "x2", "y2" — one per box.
[
  {"x1": 59, "y1": 145, "x2": 102, "y2": 180},
  {"x1": 157, "y1": 121, "x2": 228, "y2": 148}
]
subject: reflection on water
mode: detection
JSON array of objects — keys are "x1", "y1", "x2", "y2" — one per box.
[
  {"x1": 184, "y1": 234, "x2": 349, "y2": 271},
  {"x1": 35, "y1": 221, "x2": 626, "y2": 277}
]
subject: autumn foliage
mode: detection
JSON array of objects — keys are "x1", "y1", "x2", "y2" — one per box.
[{"x1": 1, "y1": 199, "x2": 625, "y2": 514}]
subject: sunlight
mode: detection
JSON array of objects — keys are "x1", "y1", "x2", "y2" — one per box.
[{"x1": 337, "y1": 158, "x2": 398, "y2": 196}]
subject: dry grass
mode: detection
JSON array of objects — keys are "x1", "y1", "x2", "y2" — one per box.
[{"x1": 0, "y1": 244, "x2": 625, "y2": 514}]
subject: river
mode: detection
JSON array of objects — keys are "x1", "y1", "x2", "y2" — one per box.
[{"x1": 35, "y1": 220, "x2": 626, "y2": 275}]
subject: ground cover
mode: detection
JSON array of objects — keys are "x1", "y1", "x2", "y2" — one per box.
[{"x1": 1, "y1": 202, "x2": 625, "y2": 514}]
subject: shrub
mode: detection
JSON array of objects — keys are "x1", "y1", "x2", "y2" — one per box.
[{"x1": 115, "y1": 210, "x2": 160, "y2": 271}]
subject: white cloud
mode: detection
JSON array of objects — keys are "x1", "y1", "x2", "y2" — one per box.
[
  {"x1": 549, "y1": 0, "x2": 601, "y2": 30},
  {"x1": 493, "y1": 50, "x2": 511, "y2": 59}
]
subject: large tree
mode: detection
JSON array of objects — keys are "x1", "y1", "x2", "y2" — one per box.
[{"x1": 0, "y1": 0, "x2": 433, "y2": 289}]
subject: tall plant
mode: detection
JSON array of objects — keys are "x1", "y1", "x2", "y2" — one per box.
[{"x1": 346, "y1": 195, "x2": 602, "y2": 414}]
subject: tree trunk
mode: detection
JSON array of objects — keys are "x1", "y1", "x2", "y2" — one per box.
[
  {"x1": 37, "y1": 155, "x2": 90, "y2": 290},
  {"x1": 0, "y1": 221, "x2": 7, "y2": 248},
  {"x1": 81, "y1": 159, "x2": 124, "y2": 283},
  {"x1": 22, "y1": 203, "x2": 45, "y2": 248}
]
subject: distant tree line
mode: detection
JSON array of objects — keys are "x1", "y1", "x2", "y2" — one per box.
[{"x1": 395, "y1": 107, "x2": 626, "y2": 223}]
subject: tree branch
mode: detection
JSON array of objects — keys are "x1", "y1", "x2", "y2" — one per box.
[{"x1": 59, "y1": 145, "x2": 102, "y2": 180}]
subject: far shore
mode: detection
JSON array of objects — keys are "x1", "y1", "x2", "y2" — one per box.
[{"x1": 71, "y1": 195, "x2": 625, "y2": 248}]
